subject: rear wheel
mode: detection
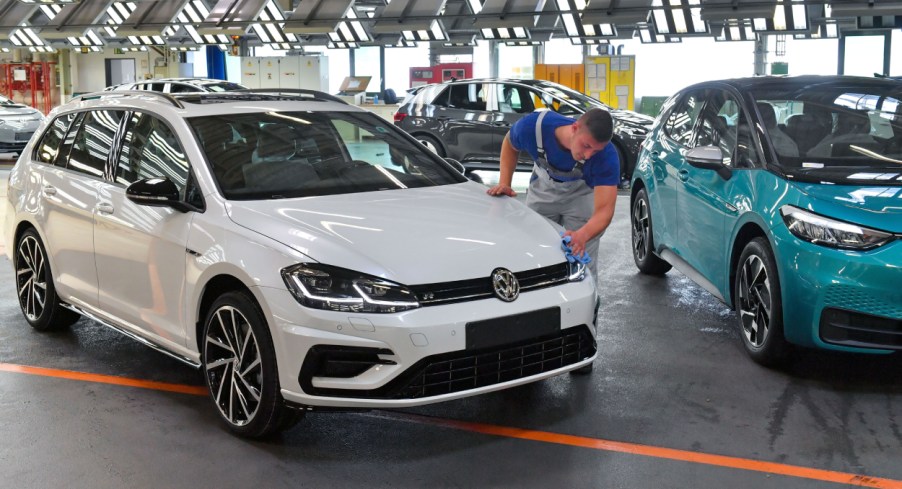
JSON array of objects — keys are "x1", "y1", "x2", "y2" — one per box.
[
  {"x1": 14, "y1": 229, "x2": 80, "y2": 331},
  {"x1": 735, "y1": 238, "x2": 790, "y2": 367},
  {"x1": 202, "y1": 291, "x2": 301, "y2": 437},
  {"x1": 631, "y1": 189, "x2": 672, "y2": 275},
  {"x1": 415, "y1": 134, "x2": 445, "y2": 157}
]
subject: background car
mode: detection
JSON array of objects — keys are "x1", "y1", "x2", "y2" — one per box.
[
  {"x1": 107, "y1": 77, "x2": 246, "y2": 93},
  {"x1": 394, "y1": 78, "x2": 654, "y2": 186},
  {"x1": 630, "y1": 75, "x2": 902, "y2": 366},
  {"x1": 0, "y1": 95, "x2": 44, "y2": 158},
  {"x1": 6, "y1": 89, "x2": 598, "y2": 437}
]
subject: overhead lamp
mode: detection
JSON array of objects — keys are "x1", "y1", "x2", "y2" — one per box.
[
  {"x1": 253, "y1": 0, "x2": 300, "y2": 46},
  {"x1": 268, "y1": 43, "x2": 304, "y2": 51},
  {"x1": 699, "y1": 0, "x2": 775, "y2": 21},
  {"x1": 118, "y1": 46, "x2": 147, "y2": 52},
  {"x1": 29, "y1": 46, "x2": 56, "y2": 53},
  {"x1": 467, "y1": 0, "x2": 483, "y2": 14},
  {"x1": 401, "y1": 19, "x2": 447, "y2": 42},
  {"x1": 387, "y1": 38, "x2": 418, "y2": 48},
  {"x1": 570, "y1": 38, "x2": 609, "y2": 45},
  {"x1": 169, "y1": 46, "x2": 199, "y2": 52},
  {"x1": 443, "y1": 33, "x2": 477, "y2": 47},
  {"x1": 127, "y1": 35, "x2": 165, "y2": 46},
  {"x1": 103, "y1": 2, "x2": 136, "y2": 38},
  {"x1": 480, "y1": 27, "x2": 530, "y2": 40},
  {"x1": 18, "y1": 0, "x2": 79, "y2": 3},
  {"x1": 650, "y1": 0, "x2": 709, "y2": 36},
  {"x1": 636, "y1": 22, "x2": 681, "y2": 43},
  {"x1": 67, "y1": 30, "x2": 104, "y2": 48},
  {"x1": 752, "y1": 0, "x2": 809, "y2": 33},
  {"x1": 38, "y1": 4, "x2": 62, "y2": 19},
  {"x1": 715, "y1": 20, "x2": 756, "y2": 42},
  {"x1": 10, "y1": 27, "x2": 48, "y2": 47},
  {"x1": 179, "y1": 1, "x2": 231, "y2": 44},
  {"x1": 329, "y1": 8, "x2": 372, "y2": 43},
  {"x1": 328, "y1": 41, "x2": 358, "y2": 49},
  {"x1": 793, "y1": 22, "x2": 840, "y2": 39},
  {"x1": 505, "y1": 40, "x2": 542, "y2": 46}
]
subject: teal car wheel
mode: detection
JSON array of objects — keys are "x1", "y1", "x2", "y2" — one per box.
[
  {"x1": 631, "y1": 188, "x2": 672, "y2": 275},
  {"x1": 735, "y1": 238, "x2": 789, "y2": 367}
]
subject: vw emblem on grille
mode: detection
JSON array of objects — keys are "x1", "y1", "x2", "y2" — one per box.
[{"x1": 491, "y1": 268, "x2": 519, "y2": 302}]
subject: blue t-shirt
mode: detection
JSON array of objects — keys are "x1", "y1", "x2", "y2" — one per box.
[{"x1": 510, "y1": 111, "x2": 620, "y2": 187}]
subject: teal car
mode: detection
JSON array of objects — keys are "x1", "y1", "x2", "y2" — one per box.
[{"x1": 630, "y1": 76, "x2": 902, "y2": 366}]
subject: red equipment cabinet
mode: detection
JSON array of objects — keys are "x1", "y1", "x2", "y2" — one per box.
[{"x1": 409, "y1": 62, "x2": 473, "y2": 88}]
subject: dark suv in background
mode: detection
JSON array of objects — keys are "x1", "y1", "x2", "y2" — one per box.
[{"x1": 394, "y1": 78, "x2": 654, "y2": 185}]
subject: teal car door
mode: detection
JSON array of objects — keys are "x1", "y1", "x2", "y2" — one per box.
[{"x1": 676, "y1": 89, "x2": 746, "y2": 298}]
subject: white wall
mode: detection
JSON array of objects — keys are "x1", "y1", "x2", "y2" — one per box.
[{"x1": 71, "y1": 51, "x2": 155, "y2": 93}]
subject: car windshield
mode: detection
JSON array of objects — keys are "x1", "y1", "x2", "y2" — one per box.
[
  {"x1": 202, "y1": 82, "x2": 246, "y2": 92},
  {"x1": 189, "y1": 111, "x2": 465, "y2": 200},
  {"x1": 536, "y1": 82, "x2": 610, "y2": 111},
  {"x1": 751, "y1": 82, "x2": 902, "y2": 173},
  {"x1": 0, "y1": 96, "x2": 16, "y2": 106}
]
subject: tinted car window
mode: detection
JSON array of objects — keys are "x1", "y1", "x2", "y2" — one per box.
[
  {"x1": 447, "y1": 83, "x2": 487, "y2": 111},
  {"x1": 35, "y1": 113, "x2": 77, "y2": 165},
  {"x1": 497, "y1": 84, "x2": 535, "y2": 114},
  {"x1": 696, "y1": 90, "x2": 741, "y2": 166},
  {"x1": 115, "y1": 111, "x2": 189, "y2": 191},
  {"x1": 190, "y1": 111, "x2": 465, "y2": 200},
  {"x1": 66, "y1": 110, "x2": 123, "y2": 178},
  {"x1": 169, "y1": 83, "x2": 201, "y2": 93},
  {"x1": 664, "y1": 90, "x2": 706, "y2": 145}
]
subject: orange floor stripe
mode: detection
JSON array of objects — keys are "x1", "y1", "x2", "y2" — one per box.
[
  {"x1": 1, "y1": 362, "x2": 900, "y2": 487},
  {"x1": 0, "y1": 362, "x2": 207, "y2": 396}
]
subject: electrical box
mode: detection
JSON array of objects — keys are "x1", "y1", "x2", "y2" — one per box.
[
  {"x1": 259, "y1": 57, "x2": 279, "y2": 89},
  {"x1": 535, "y1": 64, "x2": 584, "y2": 93},
  {"x1": 240, "y1": 56, "x2": 329, "y2": 91},
  {"x1": 584, "y1": 55, "x2": 636, "y2": 111},
  {"x1": 240, "y1": 57, "x2": 260, "y2": 89}
]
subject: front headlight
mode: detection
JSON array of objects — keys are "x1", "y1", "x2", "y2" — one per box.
[
  {"x1": 568, "y1": 260, "x2": 587, "y2": 281},
  {"x1": 780, "y1": 205, "x2": 895, "y2": 250},
  {"x1": 281, "y1": 263, "x2": 419, "y2": 313}
]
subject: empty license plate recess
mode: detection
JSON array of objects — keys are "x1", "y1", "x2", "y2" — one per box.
[{"x1": 465, "y1": 307, "x2": 561, "y2": 350}]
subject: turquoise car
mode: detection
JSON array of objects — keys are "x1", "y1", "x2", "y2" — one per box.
[{"x1": 630, "y1": 76, "x2": 902, "y2": 366}]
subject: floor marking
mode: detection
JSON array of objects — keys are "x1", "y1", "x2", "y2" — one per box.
[{"x1": 2, "y1": 362, "x2": 901, "y2": 487}]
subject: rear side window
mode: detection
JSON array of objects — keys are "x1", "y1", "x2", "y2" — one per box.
[
  {"x1": 115, "y1": 111, "x2": 189, "y2": 192},
  {"x1": 35, "y1": 113, "x2": 77, "y2": 165},
  {"x1": 65, "y1": 110, "x2": 123, "y2": 178},
  {"x1": 664, "y1": 90, "x2": 706, "y2": 146},
  {"x1": 169, "y1": 84, "x2": 200, "y2": 93},
  {"x1": 446, "y1": 83, "x2": 488, "y2": 111}
]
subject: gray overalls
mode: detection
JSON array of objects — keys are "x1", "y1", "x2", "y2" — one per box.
[{"x1": 524, "y1": 111, "x2": 599, "y2": 275}]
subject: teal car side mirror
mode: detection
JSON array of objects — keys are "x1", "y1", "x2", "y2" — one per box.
[{"x1": 686, "y1": 146, "x2": 733, "y2": 180}]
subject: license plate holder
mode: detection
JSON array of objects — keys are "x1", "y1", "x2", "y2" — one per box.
[{"x1": 465, "y1": 307, "x2": 561, "y2": 350}]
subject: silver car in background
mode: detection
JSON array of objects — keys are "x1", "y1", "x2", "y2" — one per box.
[{"x1": 0, "y1": 95, "x2": 43, "y2": 158}]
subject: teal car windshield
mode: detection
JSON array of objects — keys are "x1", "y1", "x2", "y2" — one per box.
[{"x1": 750, "y1": 82, "x2": 902, "y2": 180}]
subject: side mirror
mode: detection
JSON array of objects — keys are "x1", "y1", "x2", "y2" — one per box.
[
  {"x1": 126, "y1": 177, "x2": 191, "y2": 212},
  {"x1": 444, "y1": 157, "x2": 466, "y2": 175},
  {"x1": 685, "y1": 146, "x2": 732, "y2": 180}
]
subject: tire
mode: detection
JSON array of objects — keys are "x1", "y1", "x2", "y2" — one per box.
[
  {"x1": 734, "y1": 238, "x2": 790, "y2": 367},
  {"x1": 416, "y1": 134, "x2": 445, "y2": 157},
  {"x1": 631, "y1": 188, "x2": 672, "y2": 275},
  {"x1": 14, "y1": 229, "x2": 80, "y2": 331},
  {"x1": 202, "y1": 291, "x2": 301, "y2": 437}
]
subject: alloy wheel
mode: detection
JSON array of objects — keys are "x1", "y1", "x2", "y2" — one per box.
[
  {"x1": 418, "y1": 138, "x2": 439, "y2": 154},
  {"x1": 738, "y1": 254, "x2": 771, "y2": 348},
  {"x1": 205, "y1": 305, "x2": 263, "y2": 427},
  {"x1": 16, "y1": 235, "x2": 47, "y2": 322},
  {"x1": 632, "y1": 198, "x2": 650, "y2": 262}
]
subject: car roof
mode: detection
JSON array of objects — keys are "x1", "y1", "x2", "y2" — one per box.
[{"x1": 679, "y1": 75, "x2": 902, "y2": 94}]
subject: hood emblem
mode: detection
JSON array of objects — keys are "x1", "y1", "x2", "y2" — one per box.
[{"x1": 491, "y1": 268, "x2": 519, "y2": 302}]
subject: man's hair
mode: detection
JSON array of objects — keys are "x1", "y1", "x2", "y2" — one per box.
[{"x1": 578, "y1": 108, "x2": 614, "y2": 143}]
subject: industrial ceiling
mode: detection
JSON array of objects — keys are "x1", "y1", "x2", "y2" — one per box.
[{"x1": 0, "y1": 0, "x2": 900, "y2": 52}]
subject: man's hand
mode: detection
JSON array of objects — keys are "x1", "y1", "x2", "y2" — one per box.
[
  {"x1": 563, "y1": 228, "x2": 591, "y2": 255},
  {"x1": 486, "y1": 184, "x2": 517, "y2": 197}
]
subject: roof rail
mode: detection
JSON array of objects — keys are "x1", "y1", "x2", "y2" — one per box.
[
  {"x1": 231, "y1": 88, "x2": 348, "y2": 104},
  {"x1": 73, "y1": 90, "x2": 184, "y2": 109}
]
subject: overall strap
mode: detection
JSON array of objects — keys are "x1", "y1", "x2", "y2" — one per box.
[{"x1": 533, "y1": 110, "x2": 585, "y2": 182}]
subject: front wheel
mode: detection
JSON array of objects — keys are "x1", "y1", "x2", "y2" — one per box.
[
  {"x1": 735, "y1": 238, "x2": 790, "y2": 367},
  {"x1": 202, "y1": 291, "x2": 301, "y2": 437},
  {"x1": 416, "y1": 134, "x2": 445, "y2": 157},
  {"x1": 14, "y1": 229, "x2": 80, "y2": 331},
  {"x1": 631, "y1": 188, "x2": 672, "y2": 275}
]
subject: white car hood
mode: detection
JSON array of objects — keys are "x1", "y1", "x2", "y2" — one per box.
[{"x1": 226, "y1": 182, "x2": 567, "y2": 284}]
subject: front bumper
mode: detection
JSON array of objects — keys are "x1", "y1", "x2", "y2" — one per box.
[
  {"x1": 258, "y1": 279, "x2": 598, "y2": 409},
  {"x1": 772, "y1": 227, "x2": 902, "y2": 353},
  {"x1": 0, "y1": 121, "x2": 40, "y2": 156}
]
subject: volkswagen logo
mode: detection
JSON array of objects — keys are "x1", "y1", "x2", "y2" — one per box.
[{"x1": 491, "y1": 268, "x2": 519, "y2": 302}]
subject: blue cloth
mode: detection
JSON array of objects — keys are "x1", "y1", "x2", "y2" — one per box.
[
  {"x1": 510, "y1": 111, "x2": 620, "y2": 187},
  {"x1": 560, "y1": 233, "x2": 591, "y2": 265}
]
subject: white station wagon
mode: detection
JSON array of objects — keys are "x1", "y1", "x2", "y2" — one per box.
[{"x1": 5, "y1": 90, "x2": 598, "y2": 437}]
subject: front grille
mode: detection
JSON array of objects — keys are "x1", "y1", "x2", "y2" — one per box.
[
  {"x1": 409, "y1": 262, "x2": 569, "y2": 306},
  {"x1": 15, "y1": 131, "x2": 34, "y2": 142},
  {"x1": 299, "y1": 325, "x2": 596, "y2": 399},
  {"x1": 824, "y1": 285, "x2": 902, "y2": 319},
  {"x1": 0, "y1": 141, "x2": 27, "y2": 153},
  {"x1": 820, "y1": 308, "x2": 902, "y2": 350}
]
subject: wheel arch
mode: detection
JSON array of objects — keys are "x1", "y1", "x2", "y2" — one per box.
[
  {"x1": 194, "y1": 272, "x2": 266, "y2": 354},
  {"x1": 410, "y1": 131, "x2": 446, "y2": 156},
  {"x1": 727, "y1": 220, "x2": 770, "y2": 306}
]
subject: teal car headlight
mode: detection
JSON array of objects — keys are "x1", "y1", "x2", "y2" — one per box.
[
  {"x1": 780, "y1": 205, "x2": 895, "y2": 250},
  {"x1": 282, "y1": 263, "x2": 419, "y2": 313}
]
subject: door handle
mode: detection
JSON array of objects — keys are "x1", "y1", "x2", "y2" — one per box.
[
  {"x1": 42, "y1": 185, "x2": 57, "y2": 196},
  {"x1": 678, "y1": 169, "x2": 690, "y2": 182},
  {"x1": 492, "y1": 121, "x2": 511, "y2": 127},
  {"x1": 96, "y1": 202, "x2": 114, "y2": 215}
]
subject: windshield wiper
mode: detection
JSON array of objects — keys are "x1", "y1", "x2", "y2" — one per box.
[{"x1": 849, "y1": 145, "x2": 902, "y2": 165}]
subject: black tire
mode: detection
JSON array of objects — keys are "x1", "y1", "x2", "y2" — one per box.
[
  {"x1": 416, "y1": 134, "x2": 445, "y2": 157},
  {"x1": 202, "y1": 291, "x2": 301, "y2": 437},
  {"x1": 631, "y1": 188, "x2": 672, "y2": 275},
  {"x1": 14, "y1": 229, "x2": 80, "y2": 331},
  {"x1": 734, "y1": 238, "x2": 790, "y2": 367}
]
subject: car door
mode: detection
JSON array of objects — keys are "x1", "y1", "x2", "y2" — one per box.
[
  {"x1": 93, "y1": 110, "x2": 197, "y2": 347},
  {"x1": 432, "y1": 82, "x2": 497, "y2": 162},
  {"x1": 649, "y1": 89, "x2": 706, "y2": 252},
  {"x1": 496, "y1": 83, "x2": 538, "y2": 167},
  {"x1": 676, "y1": 88, "x2": 745, "y2": 295},
  {"x1": 39, "y1": 110, "x2": 123, "y2": 308}
]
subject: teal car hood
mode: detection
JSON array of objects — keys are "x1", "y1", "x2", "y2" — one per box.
[{"x1": 791, "y1": 182, "x2": 902, "y2": 233}]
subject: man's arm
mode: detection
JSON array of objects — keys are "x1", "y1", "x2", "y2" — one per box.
[
  {"x1": 563, "y1": 185, "x2": 617, "y2": 255},
  {"x1": 486, "y1": 133, "x2": 520, "y2": 197}
]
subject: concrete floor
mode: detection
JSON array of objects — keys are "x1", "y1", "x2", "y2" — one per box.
[{"x1": 1, "y1": 169, "x2": 902, "y2": 488}]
